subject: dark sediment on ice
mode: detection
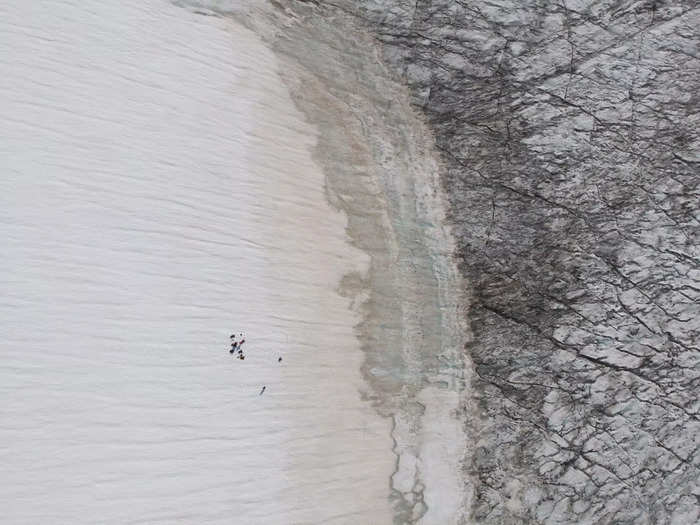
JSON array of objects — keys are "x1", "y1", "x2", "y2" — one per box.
[{"x1": 327, "y1": 1, "x2": 700, "y2": 524}]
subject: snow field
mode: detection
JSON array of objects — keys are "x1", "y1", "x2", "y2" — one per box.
[{"x1": 0, "y1": 1, "x2": 393, "y2": 523}]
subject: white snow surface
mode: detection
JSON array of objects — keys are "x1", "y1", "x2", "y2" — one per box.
[{"x1": 0, "y1": 1, "x2": 394, "y2": 523}]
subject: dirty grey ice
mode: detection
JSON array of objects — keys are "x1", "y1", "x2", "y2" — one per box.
[
  {"x1": 2, "y1": 0, "x2": 698, "y2": 524},
  {"x1": 296, "y1": 0, "x2": 698, "y2": 523}
]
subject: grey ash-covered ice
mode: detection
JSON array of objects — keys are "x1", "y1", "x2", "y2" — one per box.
[{"x1": 328, "y1": 1, "x2": 700, "y2": 523}]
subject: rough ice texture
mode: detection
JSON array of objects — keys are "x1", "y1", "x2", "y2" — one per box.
[{"x1": 322, "y1": 1, "x2": 699, "y2": 523}]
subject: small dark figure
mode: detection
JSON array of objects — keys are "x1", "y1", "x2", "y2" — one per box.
[
  {"x1": 239, "y1": 354, "x2": 245, "y2": 360},
  {"x1": 230, "y1": 334, "x2": 236, "y2": 340},
  {"x1": 278, "y1": 357, "x2": 282, "y2": 363},
  {"x1": 259, "y1": 386, "x2": 266, "y2": 395}
]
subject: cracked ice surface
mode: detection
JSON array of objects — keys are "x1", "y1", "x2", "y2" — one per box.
[
  {"x1": 0, "y1": 1, "x2": 394, "y2": 523},
  {"x1": 328, "y1": 0, "x2": 700, "y2": 523}
]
